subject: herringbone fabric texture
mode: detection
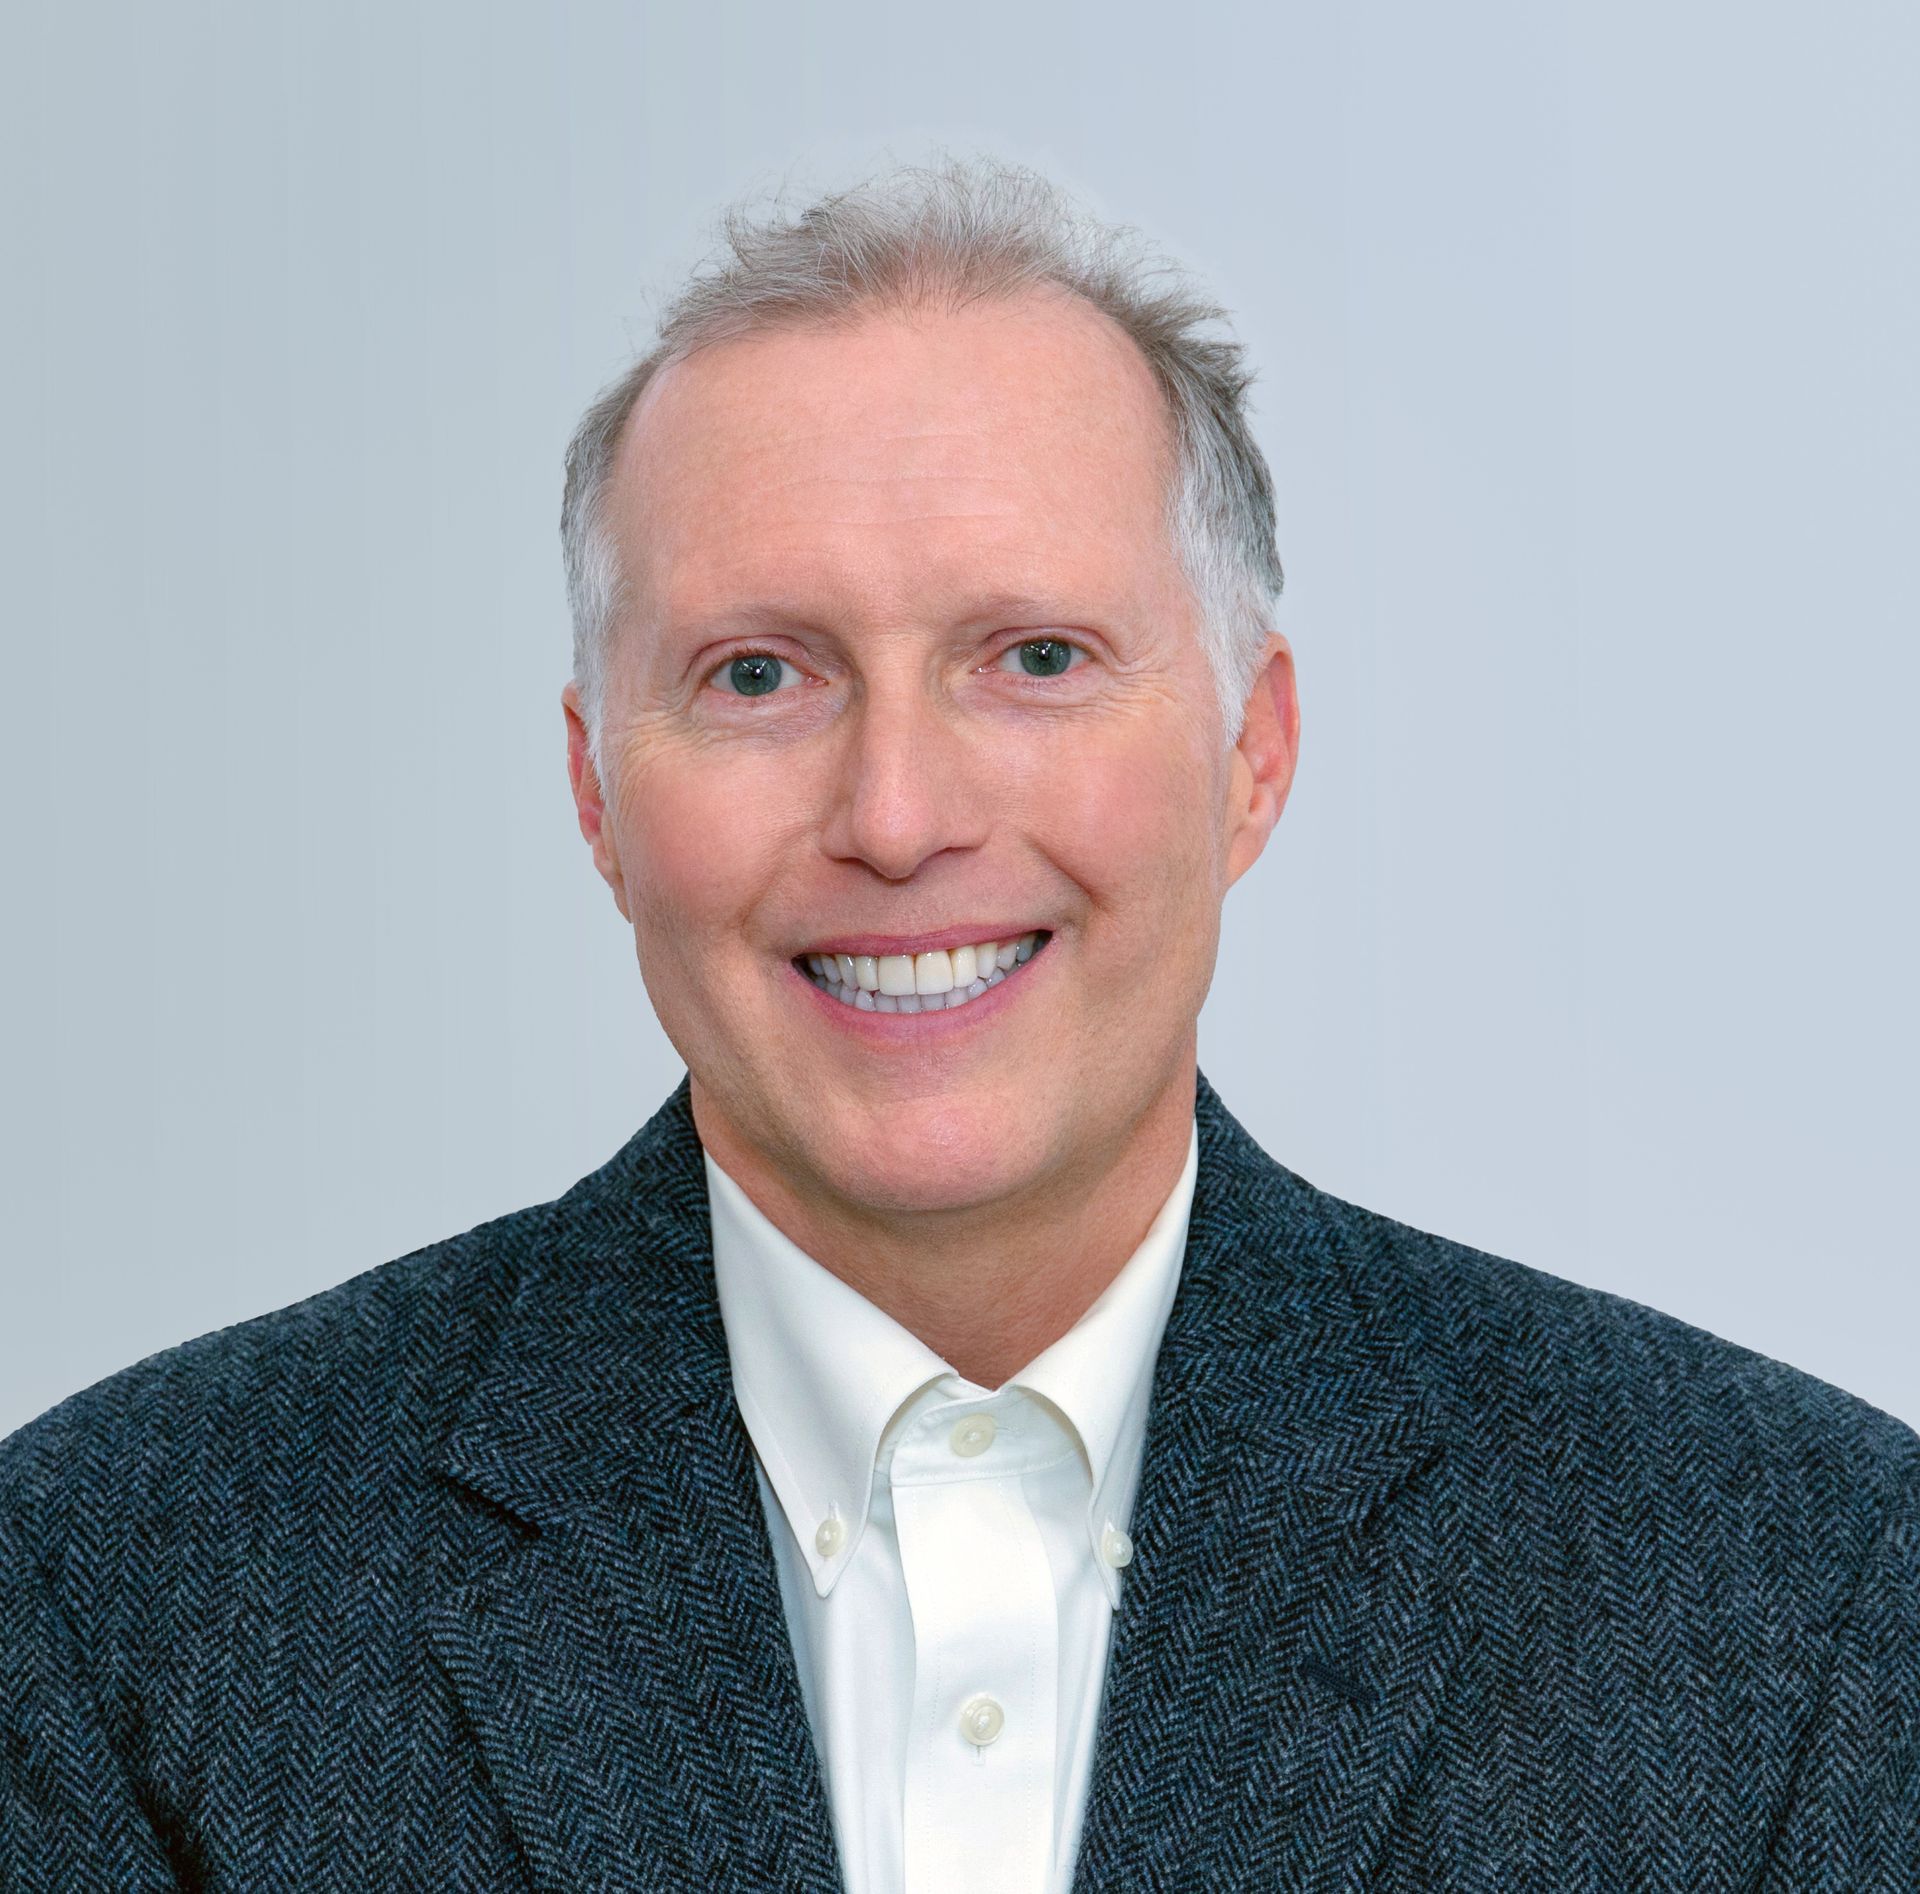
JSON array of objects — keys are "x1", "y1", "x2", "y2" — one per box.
[{"x1": 1, "y1": 1069, "x2": 1914, "y2": 1890}]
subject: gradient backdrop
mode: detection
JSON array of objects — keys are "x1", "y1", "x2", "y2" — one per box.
[{"x1": 3, "y1": 0, "x2": 1914, "y2": 1435}]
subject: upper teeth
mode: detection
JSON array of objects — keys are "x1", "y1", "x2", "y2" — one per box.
[{"x1": 801, "y1": 932, "x2": 1044, "y2": 1012}]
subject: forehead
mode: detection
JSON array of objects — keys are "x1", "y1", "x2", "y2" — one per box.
[{"x1": 606, "y1": 291, "x2": 1180, "y2": 628}]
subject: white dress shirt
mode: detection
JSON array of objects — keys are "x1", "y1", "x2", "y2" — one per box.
[{"x1": 705, "y1": 1120, "x2": 1198, "y2": 1894}]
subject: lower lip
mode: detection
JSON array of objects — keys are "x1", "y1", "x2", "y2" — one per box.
[{"x1": 790, "y1": 939, "x2": 1053, "y2": 1041}]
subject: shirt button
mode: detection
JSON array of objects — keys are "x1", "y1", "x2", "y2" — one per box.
[
  {"x1": 814, "y1": 1515, "x2": 846, "y2": 1557},
  {"x1": 1100, "y1": 1524, "x2": 1134, "y2": 1568},
  {"x1": 950, "y1": 1414, "x2": 997, "y2": 1457},
  {"x1": 959, "y1": 1694, "x2": 1005, "y2": 1746}
]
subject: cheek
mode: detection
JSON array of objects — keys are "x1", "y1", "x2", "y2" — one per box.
[
  {"x1": 616, "y1": 746, "x2": 807, "y2": 941},
  {"x1": 1032, "y1": 726, "x2": 1217, "y2": 915}
]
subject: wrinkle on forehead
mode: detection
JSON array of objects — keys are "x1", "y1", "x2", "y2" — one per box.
[{"x1": 606, "y1": 293, "x2": 1181, "y2": 627}]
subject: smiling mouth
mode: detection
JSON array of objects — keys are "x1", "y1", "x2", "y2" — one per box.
[{"x1": 793, "y1": 931, "x2": 1051, "y2": 1014}]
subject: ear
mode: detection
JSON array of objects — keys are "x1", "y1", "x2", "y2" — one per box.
[
  {"x1": 561, "y1": 681, "x2": 632, "y2": 922},
  {"x1": 1223, "y1": 632, "x2": 1301, "y2": 890}
]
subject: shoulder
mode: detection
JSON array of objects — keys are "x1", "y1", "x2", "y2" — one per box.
[
  {"x1": 0, "y1": 1189, "x2": 558, "y2": 1583},
  {"x1": 0, "y1": 1078, "x2": 700, "y2": 1606},
  {"x1": 1299, "y1": 1169, "x2": 1919, "y2": 1596}
]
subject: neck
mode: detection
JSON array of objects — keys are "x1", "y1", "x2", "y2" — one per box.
[{"x1": 690, "y1": 1058, "x2": 1197, "y2": 1388}]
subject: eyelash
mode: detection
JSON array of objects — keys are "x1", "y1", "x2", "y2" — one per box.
[
  {"x1": 706, "y1": 651, "x2": 803, "y2": 696},
  {"x1": 991, "y1": 636, "x2": 1089, "y2": 679},
  {"x1": 703, "y1": 637, "x2": 1092, "y2": 696}
]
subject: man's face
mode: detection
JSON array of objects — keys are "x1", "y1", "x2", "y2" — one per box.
[{"x1": 566, "y1": 290, "x2": 1296, "y2": 1217}]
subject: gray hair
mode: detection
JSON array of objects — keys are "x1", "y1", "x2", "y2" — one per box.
[{"x1": 561, "y1": 157, "x2": 1284, "y2": 788}]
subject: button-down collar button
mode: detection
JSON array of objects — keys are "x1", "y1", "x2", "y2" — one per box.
[
  {"x1": 1100, "y1": 1524, "x2": 1134, "y2": 1568},
  {"x1": 959, "y1": 1694, "x2": 1005, "y2": 1746},
  {"x1": 950, "y1": 1414, "x2": 997, "y2": 1458},
  {"x1": 814, "y1": 1515, "x2": 846, "y2": 1558}
]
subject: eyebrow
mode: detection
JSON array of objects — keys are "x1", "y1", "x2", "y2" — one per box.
[
  {"x1": 954, "y1": 591, "x2": 1096, "y2": 627},
  {"x1": 663, "y1": 589, "x2": 1101, "y2": 646}
]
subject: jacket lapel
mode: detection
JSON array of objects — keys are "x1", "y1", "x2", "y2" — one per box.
[
  {"x1": 421, "y1": 1069, "x2": 1477, "y2": 1892},
  {"x1": 1070, "y1": 1074, "x2": 1480, "y2": 1891},
  {"x1": 421, "y1": 1077, "x2": 842, "y2": 1892}
]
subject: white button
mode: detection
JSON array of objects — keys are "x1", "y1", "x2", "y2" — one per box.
[
  {"x1": 1100, "y1": 1524, "x2": 1134, "y2": 1568},
  {"x1": 950, "y1": 1414, "x2": 997, "y2": 1457},
  {"x1": 814, "y1": 1515, "x2": 846, "y2": 1557},
  {"x1": 959, "y1": 1694, "x2": 1005, "y2": 1746}
]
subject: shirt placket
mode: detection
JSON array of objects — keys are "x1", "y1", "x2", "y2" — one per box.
[{"x1": 891, "y1": 1392, "x2": 1060, "y2": 1893}]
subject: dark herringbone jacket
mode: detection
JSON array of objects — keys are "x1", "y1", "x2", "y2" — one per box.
[{"x1": 2, "y1": 1070, "x2": 1915, "y2": 1890}]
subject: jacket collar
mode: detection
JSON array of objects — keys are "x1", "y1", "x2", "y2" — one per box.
[{"x1": 423, "y1": 1069, "x2": 1478, "y2": 1892}]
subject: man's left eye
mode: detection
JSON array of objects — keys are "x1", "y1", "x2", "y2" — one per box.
[
  {"x1": 994, "y1": 638, "x2": 1087, "y2": 679},
  {"x1": 708, "y1": 652, "x2": 799, "y2": 697}
]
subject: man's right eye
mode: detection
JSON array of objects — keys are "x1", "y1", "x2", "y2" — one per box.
[{"x1": 707, "y1": 652, "x2": 798, "y2": 698}]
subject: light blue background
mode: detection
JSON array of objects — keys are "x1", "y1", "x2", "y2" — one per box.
[{"x1": 4, "y1": 0, "x2": 1914, "y2": 1436}]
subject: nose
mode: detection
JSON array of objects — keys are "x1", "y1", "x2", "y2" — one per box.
[{"x1": 819, "y1": 667, "x2": 985, "y2": 880}]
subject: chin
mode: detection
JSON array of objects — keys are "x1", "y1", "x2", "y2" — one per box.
[{"x1": 807, "y1": 1106, "x2": 1041, "y2": 1216}]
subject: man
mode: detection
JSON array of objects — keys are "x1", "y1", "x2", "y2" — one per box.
[{"x1": 2, "y1": 160, "x2": 1914, "y2": 1893}]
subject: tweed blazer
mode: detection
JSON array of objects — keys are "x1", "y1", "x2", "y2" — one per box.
[{"x1": 2, "y1": 1070, "x2": 1915, "y2": 1891}]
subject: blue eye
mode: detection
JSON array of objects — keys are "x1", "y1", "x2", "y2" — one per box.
[
  {"x1": 995, "y1": 637, "x2": 1085, "y2": 678},
  {"x1": 710, "y1": 652, "x2": 797, "y2": 697}
]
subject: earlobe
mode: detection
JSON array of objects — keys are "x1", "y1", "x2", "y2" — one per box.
[
  {"x1": 1222, "y1": 635, "x2": 1300, "y2": 889},
  {"x1": 562, "y1": 683, "x2": 604, "y2": 845},
  {"x1": 561, "y1": 682, "x2": 632, "y2": 920}
]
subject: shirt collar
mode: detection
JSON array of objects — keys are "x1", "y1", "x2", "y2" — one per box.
[{"x1": 706, "y1": 1117, "x2": 1199, "y2": 1607}]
